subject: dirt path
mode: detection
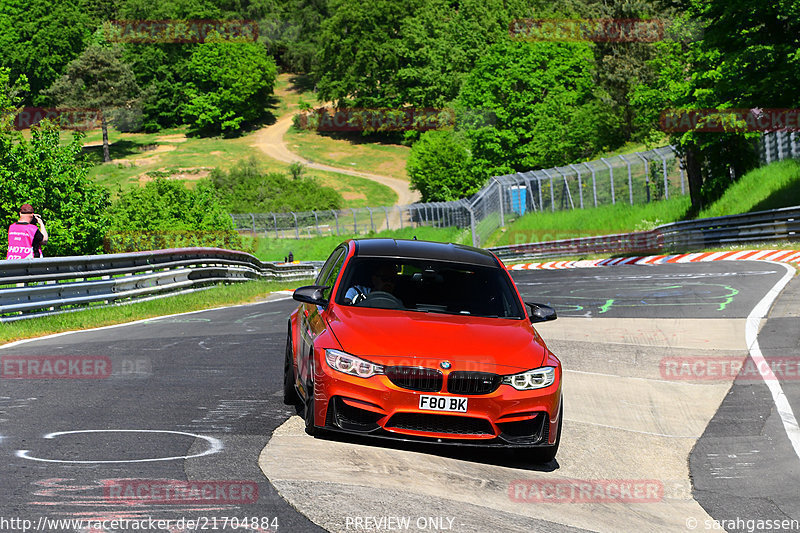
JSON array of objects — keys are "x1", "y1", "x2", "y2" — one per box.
[{"x1": 250, "y1": 114, "x2": 420, "y2": 207}]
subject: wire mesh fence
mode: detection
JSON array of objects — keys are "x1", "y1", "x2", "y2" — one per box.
[
  {"x1": 230, "y1": 202, "x2": 472, "y2": 239},
  {"x1": 760, "y1": 131, "x2": 800, "y2": 164},
  {"x1": 234, "y1": 134, "x2": 799, "y2": 248}
]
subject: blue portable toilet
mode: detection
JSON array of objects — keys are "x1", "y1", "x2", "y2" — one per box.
[{"x1": 509, "y1": 186, "x2": 527, "y2": 216}]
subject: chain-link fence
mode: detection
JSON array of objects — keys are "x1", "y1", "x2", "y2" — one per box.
[
  {"x1": 233, "y1": 145, "x2": 685, "y2": 246},
  {"x1": 230, "y1": 202, "x2": 472, "y2": 239},
  {"x1": 760, "y1": 131, "x2": 800, "y2": 164}
]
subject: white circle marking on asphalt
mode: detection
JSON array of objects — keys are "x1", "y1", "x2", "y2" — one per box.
[{"x1": 16, "y1": 429, "x2": 223, "y2": 464}]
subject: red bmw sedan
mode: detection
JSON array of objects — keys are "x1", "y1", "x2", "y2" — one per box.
[{"x1": 284, "y1": 238, "x2": 562, "y2": 462}]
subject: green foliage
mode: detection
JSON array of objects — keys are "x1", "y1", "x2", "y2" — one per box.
[
  {"x1": 0, "y1": 124, "x2": 111, "y2": 257},
  {"x1": 316, "y1": 0, "x2": 419, "y2": 107},
  {"x1": 395, "y1": 0, "x2": 529, "y2": 107},
  {"x1": 105, "y1": 177, "x2": 244, "y2": 253},
  {"x1": 407, "y1": 130, "x2": 481, "y2": 201},
  {"x1": 698, "y1": 159, "x2": 800, "y2": 218},
  {"x1": 455, "y1": 40, "x2": 607, "y2": 179},
  {"x1": 0, "y1": 0, "x2": 92, "y2": 105},
  {"x1": 209, "y1": 157, "x2": 342, "y2": 212},
  {"x1": 0, "y1": 66, "x2": 28, "y2": 131},
  {"x1": 45, "y1": 43, "x2": 140, "y2": 111},
  {"x1": 182, "y1": 34, "x2": 277, "y2": 135}
]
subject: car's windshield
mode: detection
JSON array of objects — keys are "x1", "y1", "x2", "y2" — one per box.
[{"x1": 336, "y1": 258, "x2": 524, "y2": 319}]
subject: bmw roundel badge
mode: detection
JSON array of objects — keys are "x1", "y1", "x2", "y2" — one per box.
[{"x1": 440, "y1": 361, "x2": 451, "y2": 370}]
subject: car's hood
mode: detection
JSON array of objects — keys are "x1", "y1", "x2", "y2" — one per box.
[{"x1": 326, "y1": 306, "x2": 547, "y2": 373}]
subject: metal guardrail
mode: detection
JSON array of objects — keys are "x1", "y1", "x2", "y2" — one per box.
[
  {"x1": 489, "y1": 206, "x2": 800, "y2": 261},
  {"x1": 0, "y1": 247, "x2": 316, "y2": 322}
]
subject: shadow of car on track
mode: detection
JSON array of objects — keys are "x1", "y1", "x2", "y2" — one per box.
[{"x1": 289, "y1": 403, "x2": 559, "y2": 472}]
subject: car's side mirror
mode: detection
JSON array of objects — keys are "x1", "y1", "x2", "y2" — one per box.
[
  {"x1": 293, "y1": 285, "x2": 329, "y2": 307},
  {"x1": 526, "y1": 302, "x2": 557, "y2": 323}
]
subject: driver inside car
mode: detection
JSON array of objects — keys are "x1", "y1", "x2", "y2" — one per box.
[{"x1": 344, "y1": 262, "x2": 398, "y2": 304}]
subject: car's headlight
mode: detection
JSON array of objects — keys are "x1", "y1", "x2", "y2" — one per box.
[
  {"x1": 325, "y1": 349, "x2": 384, "y2": 378},
  {"x1": 502, "y1": 367, "x2": 556, "y2": 390}
]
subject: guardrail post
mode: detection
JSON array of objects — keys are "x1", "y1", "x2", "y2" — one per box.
[
  {"x1": 397, "y1": 206, "x2": 404, "y2": 229},
  {"x1": 382, "y1": 206, "x2": 390, "y2": 230},
  {"x1": 250, "y1": 213, "x2": 256, "y2": 234},
  {"x1": 332, "y1": 210, "x2": 340, "y2": 235},
  {"x1": 272, "y1": 213, "x2": 279, "y2": 238},
  {"x1": 568, "y1": 164, "x2": 584, "y2": 209},
  {"x1": 618, "y1": 155, "x2": 633, "y2": 205},
  {"x1": 313, "y1": 211, "x2": 320, "y2": 235},
  {"x1": 352, "y1": 208, "x2": 358, "y2": 233},
  {"x1": 600, "y1": 158, "x2": 615, "y2": 205},
  {"x1": 367, "y1": 207, "x2": 374, "y2": 232}
]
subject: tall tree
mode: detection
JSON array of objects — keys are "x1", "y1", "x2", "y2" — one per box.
[
  {"x1": 315, "y1": 0, "x2": 424, "y2": 107},
  {"x1": 455, "y1": 40, "x2": 606, "y2": 179},
  {"x1": 0, "y1": 0, "x2": 93, "y2": 105},
  {"x1": 182, "y1": 34, "x2": 277, "y2": 135},
  {"x1": 641, "y1": 0, "x2": 800, "y2": 211},
  {"x1": 46, "y1": 44, "x2": 140, "y2": 162},
  {"x1": 1, "y1": 68, "x2": 110, "y2": 257}
]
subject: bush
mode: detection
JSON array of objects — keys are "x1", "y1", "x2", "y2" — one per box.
[
  {"x1": 0, "y1": 123, "x2": 111, "y2": 257},
  {"x1": 210, "y1": 158, "x2": 343, "y2": 213},
  {"x1": 105, "y1": 178, "x2": 245, "y2": 253},
  {"x1": 407, "y1": 130, "x2": 482, "y2": 202},
  {"x1": 182, "y1": 34, "x2": 277, "y2": 135}
]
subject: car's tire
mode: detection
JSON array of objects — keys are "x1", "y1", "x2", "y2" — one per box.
[
  {"x1": 534, "y1": 403, "x2": 562, "y2": 464},
  {"x1": 283, "y1": 333, "x2": 300, "y2": 406},
  {"x1": 303, "y1": 379, "x2": 317, "y2": 437}
]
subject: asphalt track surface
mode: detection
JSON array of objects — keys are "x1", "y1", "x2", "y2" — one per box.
[{"x1": 0, "y1": 261, "x2": 797, "y2": 533}]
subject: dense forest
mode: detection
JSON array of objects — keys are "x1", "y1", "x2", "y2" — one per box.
[{"x1": 1, "y1": 0, "x2": 798, "y2": 254}]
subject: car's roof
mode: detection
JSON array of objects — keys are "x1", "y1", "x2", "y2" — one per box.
[{"x1": 351, "y1": 239, "x2": 499, "y2": 267}]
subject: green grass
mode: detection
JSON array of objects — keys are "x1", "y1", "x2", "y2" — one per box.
[
  {"x1": 285, "y1": 127, "x2": 411, "y2": 181},
  {"x1": 253, "y1": 226, "x2": 472, "y2": 262},
  {"x1": 0, "y1": 279, "x2": 309, "y2": 345},
  {"x1": 489, "y1": 159, "x2": 800, "y2": 248},
  {"x1": 698, "y1": 159, "x2": 800, "y2": 218},
  {"x1": 487, "y1": 196, "x2": 692, "y2": 247}
]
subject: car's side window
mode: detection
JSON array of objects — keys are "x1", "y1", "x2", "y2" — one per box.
[
  {"x1": 316, "y1": 247, "x2": 344, "y2": 285},
  {"x1": 317, "y1": 247, "x2": 346, "y2": 302}
]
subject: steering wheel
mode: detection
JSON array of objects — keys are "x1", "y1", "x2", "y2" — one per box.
[{"x1": 356, "y1": 291, "x2": 404, "y2": 309}]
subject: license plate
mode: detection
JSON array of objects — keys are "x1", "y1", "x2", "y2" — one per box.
[{"x1": 419, "y1": 395, "x2": 468, "y2": 413}]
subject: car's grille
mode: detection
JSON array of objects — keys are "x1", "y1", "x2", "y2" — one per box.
[
  {"x1": 385, "y1": 366, "x2": 442, "y2": 392},
  {"x1": 446, "y1": 371, "x2": 501, "y2": 395},
  {"x1": 386, "y1": 413, "x2": 495, "y2": 435}
]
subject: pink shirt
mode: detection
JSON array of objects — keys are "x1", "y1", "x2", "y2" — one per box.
[{"x1": 7, "y1": 222, "x2": 41, "y2": 259}]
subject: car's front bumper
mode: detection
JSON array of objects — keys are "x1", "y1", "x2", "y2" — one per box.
[{"x1": 311, "y1": 358, "x2": 562, "y2": 448}]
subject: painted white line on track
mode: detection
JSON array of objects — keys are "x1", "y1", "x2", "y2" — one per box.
[{"x1": 745, "y1": 262, "x2": 800, "y2": 462}]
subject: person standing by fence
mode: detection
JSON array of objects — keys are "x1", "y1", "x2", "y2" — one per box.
[{"x1": 6, "y1": 203, "x2": 48, "y2": 259}]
